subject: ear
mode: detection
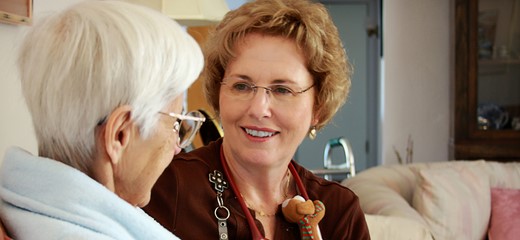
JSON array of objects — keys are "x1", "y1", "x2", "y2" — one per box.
[
  {"x1": 103, "y1": 105, "x2": 134, "y2": 165},
  {"x1": 311, "y1": 111, "x2": 320, "y2": 127},
  {"x1": 311, "y1": 119, "x2": 319, "y2": 127}
]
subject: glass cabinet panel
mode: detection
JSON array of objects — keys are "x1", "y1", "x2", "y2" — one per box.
[
  {"x1": 454, "y1": 0, "x2": 520, "y2": 161},
  {"x1": 477, "y1": 0, "x2": 520, "y2": 131}
]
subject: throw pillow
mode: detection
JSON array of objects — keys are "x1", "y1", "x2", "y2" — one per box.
[
  {"x1": 488, "y1": 188, "x2": 520, "y2": 240},
  {"x1": 412, "y1": 164, "x2": 490, "y2": 240}
]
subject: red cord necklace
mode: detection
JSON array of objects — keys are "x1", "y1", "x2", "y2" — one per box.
[{"x1": 219, "y1": 145, "x2": 309, "y2": 240}]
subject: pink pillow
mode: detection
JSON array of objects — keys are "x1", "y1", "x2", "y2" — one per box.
[{"x1": 488, "y1": 188, "x2": 520, "y2": 240}]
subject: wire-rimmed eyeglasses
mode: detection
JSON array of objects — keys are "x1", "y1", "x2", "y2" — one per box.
[
  {"x1": 220, "y1": 77, "x2": 314, "y2": 103},
  {"x1": 158, "y1": 111, "x2": 206, "y2": 148}
]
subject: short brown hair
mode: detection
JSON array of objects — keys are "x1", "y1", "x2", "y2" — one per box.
[{"x1": 203, "y1": 0, "x2": 351, "y2": 130}]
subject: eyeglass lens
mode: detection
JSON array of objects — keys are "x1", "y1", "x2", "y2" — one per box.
[{"x1": 177, "y1": 111, "x2": 205, "y2": 148}]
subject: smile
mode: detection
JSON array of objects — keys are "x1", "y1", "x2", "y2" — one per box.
[{"x1": 244, "y1": 128, "x2": 276, "y2": 138}]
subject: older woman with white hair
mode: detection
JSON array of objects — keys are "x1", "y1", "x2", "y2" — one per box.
[{"x1": 0, "y1": 1, "x2": 204, "y2": 239}]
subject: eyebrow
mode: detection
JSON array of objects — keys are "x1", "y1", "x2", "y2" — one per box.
[
  {"x1": 226, "y1": 75, "x2": 252, "y2": 82},
  {"x1": 226, "y1": 74, "x2": 298, "y2": 85}
]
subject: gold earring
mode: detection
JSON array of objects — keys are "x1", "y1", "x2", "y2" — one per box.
[{"x1": 309, "y1": 127, "x2": 317, "y2": 140}]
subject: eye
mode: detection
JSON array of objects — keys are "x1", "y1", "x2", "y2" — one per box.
[
  {"x1": 271, "y1": 85, "x2": 295, "y2": 96},
  {"x1": 232, "y1": 82, "x2": 254, "y2": 92}
]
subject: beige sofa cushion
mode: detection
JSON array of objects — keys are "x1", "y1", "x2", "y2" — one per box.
[
  {"x1": 412, "y1": 161, "x2": 490, "y2": 240},
  {"x1": 486, "y1": 161, "x2": 520, "y2": 188}
]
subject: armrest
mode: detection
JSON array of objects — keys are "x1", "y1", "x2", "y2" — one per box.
[
  {"x1": 342, "y1": 164, "x2": 427, "y2": 225},
  {"x1": 364, "y1": 214, "x2": 433, "y2": 240}
]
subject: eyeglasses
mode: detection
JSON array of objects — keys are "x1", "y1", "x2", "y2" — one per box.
[
  {"x1": 158, "y1": 111, "x2": 206, "y2": 148},
  {"x1": 220, "y1": 77, "x2": 314, "y2": 104}
]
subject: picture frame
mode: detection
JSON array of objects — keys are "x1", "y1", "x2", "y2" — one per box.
[{"x1": 0, "y1": 0, "x2": 32, "y2": 25}]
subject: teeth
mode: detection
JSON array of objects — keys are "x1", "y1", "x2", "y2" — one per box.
[{"x1": 245, "y1": 128, "x2": 274, "y2": 137}]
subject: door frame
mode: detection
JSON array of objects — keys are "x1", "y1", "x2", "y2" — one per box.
[{"x1": 320, "y1": 0, "x2": 382, "y2": 168}]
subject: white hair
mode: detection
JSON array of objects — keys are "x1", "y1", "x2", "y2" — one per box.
[{"x1": 18, "y1": 0, "x2": 203, "y2": 172}]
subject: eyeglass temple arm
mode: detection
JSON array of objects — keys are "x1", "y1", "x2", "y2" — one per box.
[{"x1": 164, "y1": 112, "x2": 206, "y2": 122}]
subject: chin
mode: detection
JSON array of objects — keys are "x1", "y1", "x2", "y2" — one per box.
[
  {"x1": 132, "y1": 194, "x2": 151, "y2": 208},
  {"x1": 140, "y1": 196, "x2": 151, "y2": 207}
]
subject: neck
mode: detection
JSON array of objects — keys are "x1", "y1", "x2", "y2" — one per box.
[
  {"x1": 222, "y1": 148, "x2": 294, "y2": 216},
  {"x1": 242, "y1": 169, "x2": 292, "y2": 217},
  {"x1": 232, "y1": 163, "x2": 292, "y2": 203}
]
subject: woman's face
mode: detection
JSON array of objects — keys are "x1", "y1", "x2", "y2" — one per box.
[
  {"x1": 115, "y1": 96, "x2": 184, "y2": 207},
  {"x1": 220, "y1": 33, "x2": 316, "y2": 169}
]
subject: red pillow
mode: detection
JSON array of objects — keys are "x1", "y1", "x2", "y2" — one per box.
[{"x1": 488, "y1": 188, "x2": 520, "y2": 240}]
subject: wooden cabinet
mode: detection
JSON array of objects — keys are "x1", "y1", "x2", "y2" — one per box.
[{"x1": 454, "y1": 0, "x2": 520, "y2": 161}]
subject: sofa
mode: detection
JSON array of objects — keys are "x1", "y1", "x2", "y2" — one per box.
[{"x1": 341, "y1": 160, "x2": 520, "y2": 240}]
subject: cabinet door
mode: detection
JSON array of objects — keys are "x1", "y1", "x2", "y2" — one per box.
[{"x1": 454, "y1": 0, "x2": 520, "y2": 160}]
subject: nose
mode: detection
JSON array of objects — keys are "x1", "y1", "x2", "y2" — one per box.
[
  {"x1": 253, "y1": 86, "x2": 272, "y2": 96},
  {"x1": 248, "y1": 86, "x2": 273, "y2": 118},
  {"x1": 174, "y1": 145, "x2": 182, "y2": 155}
]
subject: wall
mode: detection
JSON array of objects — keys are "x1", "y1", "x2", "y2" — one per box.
[
  {"x1": 1, "y1": 0, "x2": 91, "y2": 163},
  {"x1": 381, "y1": 0, "x2": 452, "y2": 164},
  {"x1": 0, "y1": 17, "x2": 34, "y2": 159},
  {"x1": 0, "y1": 0, "x2": 453, "y2": 167}
]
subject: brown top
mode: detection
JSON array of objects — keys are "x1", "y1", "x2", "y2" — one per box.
[{"x1": 144, "y1": 138, "x2": 370, "y2": 240}]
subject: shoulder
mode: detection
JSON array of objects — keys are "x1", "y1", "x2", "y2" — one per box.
[
  {"x1": 293, "y1": 161, "x2": 361, "y2": 211},
  {"x1": 156, "y1": 139, "x2": 223, "y2": 194},
  {"x1": 167, "y1": 138, "x2": 223, "y2": 174},
  {"x1": 293, "y1": 161, "x2": 357, "y2": 198},
  {"x1": 293, "y1": 163, "x2": 370, "y2": 239}
]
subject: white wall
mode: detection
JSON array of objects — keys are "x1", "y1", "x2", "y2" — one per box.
[
  {"x1": 0, "y1": 0, "x2": 454, "y2": 166},
  {"x1": 381, "y1": 0, "x2": 453, "y2": 164},
  {"x1": 0, "y1": 21, "x2": 33, "y2": 158},
  {"x1": 0, "y1": 0, "x2": 88, "y2": 163}
]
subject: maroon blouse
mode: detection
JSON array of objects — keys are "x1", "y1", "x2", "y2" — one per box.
[{"x1": 144, "y1": 138, "x2": 370, "y2": 240}]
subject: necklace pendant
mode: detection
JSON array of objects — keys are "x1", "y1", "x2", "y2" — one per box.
[
  {"x1": 210, "y1": 170, "x2": 230, "y2": 240},
  {"x1": 218, "y1": 219, "x2": 229, "y2": 240},
  {"x1": 257, "y1": 211, "x2": 273, "y2": 217},
  {"x1": 209, "y1": 170, "x2": 228, "y2": 192}
]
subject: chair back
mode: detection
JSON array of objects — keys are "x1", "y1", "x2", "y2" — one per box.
[{"x1": 198, "y1": 109, "x2": 223, "y2": 146}]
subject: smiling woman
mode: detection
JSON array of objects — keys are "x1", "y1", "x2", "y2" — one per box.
[{"x1": 144, "y1": 0, "x2": 370, "y2": 239}]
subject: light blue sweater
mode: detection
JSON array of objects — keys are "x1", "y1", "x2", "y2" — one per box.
[{"x1": 0, "y1": 147, "x2": 179, "y2": 240}]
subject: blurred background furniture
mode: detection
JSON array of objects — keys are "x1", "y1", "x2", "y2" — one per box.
[
  {"x1": 309, "y1": 137, "x2": 356, "y2": 181},
  {"x1": 454, "y1": 0, "x2": 520, "y2": 160},
  {"x1": 197, "y1": 109, "x2": 223, "y2": 146},
  {"x1": 342, "y1": 160, "x2": 520, "y2": 240}
]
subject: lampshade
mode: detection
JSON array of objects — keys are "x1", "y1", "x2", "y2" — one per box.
[{"x1": 126, "y1": 0, "x2": 230, "y2": 26}]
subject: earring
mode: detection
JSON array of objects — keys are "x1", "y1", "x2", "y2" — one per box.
[{"x1": 308, "y1": 126, "x2": 317, "y2": 140}]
